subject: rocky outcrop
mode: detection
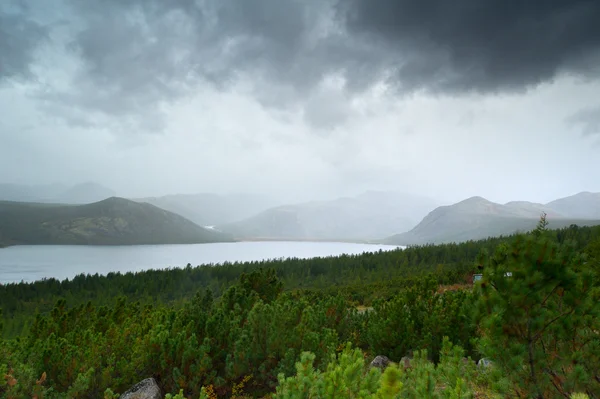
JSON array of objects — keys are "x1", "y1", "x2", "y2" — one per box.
[
  {"x1": 120, "y1": 378, "x2": 161, "y2": 399},
  {"x1": 462, "y1": 357, "x2": 476, "y2": 366},
  {"x1": 370, "y1": 355, "x2": 391, "y2": 369},
  {"x1": 400, "y1": 356, "x2": 412, "y2": 368},
  {"x1": 477, "y1": 358, "x2": 493, "y2": 368}
]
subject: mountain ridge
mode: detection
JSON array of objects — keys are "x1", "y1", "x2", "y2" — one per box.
[
  {"x1": 0, "y1": 197, "x2": 233, "y2": 248},
  {"x1": 546, "y1": 191, "x2": 600, "y2": 219},
  {"x1": 384, "y1": 191, "x2": 600, "y2": 245}
]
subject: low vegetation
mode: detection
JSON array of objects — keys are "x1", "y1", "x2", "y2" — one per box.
[{"x1": 1, "y1": 217, "x2": 599, "y2": 398}]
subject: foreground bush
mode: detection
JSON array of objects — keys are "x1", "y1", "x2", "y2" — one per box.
[
  {"x1": 475, "y1": 217, "x2": 600, "y2": 398},
  {"x1": 275, "y1": 338, "x2": 486, "y2": 399}
]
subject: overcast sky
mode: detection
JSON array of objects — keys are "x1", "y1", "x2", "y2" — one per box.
[{"x1": 1, "y1": 0, "x2": 600, "y2": 204}]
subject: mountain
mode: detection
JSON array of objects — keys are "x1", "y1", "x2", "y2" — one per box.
[
  {"x1": 0, "y1": 197, "x2": 232, "y2": 247},
  {"x1": 502, "y1": 201, "x2": 563, "y2": 218},
  {"x1": 0, "y1": 183, "x2": 67, "y2": 202},
  {"x1": 0, "y1": 182, "x2": 115, "y2": 204},
  {"x1": 546, "y1": 192, "x2": 600, "y2": 219},
  {"x1": 218, "y1": 191, "x2": 440, "y2": 241},
  {"x1": 384, "y1": 195, "x2": 600, "y2": 245},
  {"x1": 132, "y1": 193, "x2": 279, "y2": 226}
]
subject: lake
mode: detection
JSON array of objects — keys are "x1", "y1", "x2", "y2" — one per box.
[{"x1": 0, "y1": 241, "x2": 401, "y2": 284}]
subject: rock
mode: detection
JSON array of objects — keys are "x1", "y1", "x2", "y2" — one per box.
[
  {"x1": 477, "y1": 358, "x2": 493, "y2": 368},
  {"x1": 120, "y1": 378, "x2": 162, "y2": 399},
  {"x1": 370, "y1": 355, "x2": 391, "y2": 369},
  {"x1": 400, "y1": 356, "x2": 412, "y2": 368},
  {"x1": 461, "y1": 357, "x2": 475, "y2": 366}
]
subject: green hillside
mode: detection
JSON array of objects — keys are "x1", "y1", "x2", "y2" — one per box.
[{"x1": 0, "y1": 197, "x2": 233, "y2": 247}]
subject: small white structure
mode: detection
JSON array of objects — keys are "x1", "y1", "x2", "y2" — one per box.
[{"x1": 473, "y1": 272, "x2": 512, "y2": 283}]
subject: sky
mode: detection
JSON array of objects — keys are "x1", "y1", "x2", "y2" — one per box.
[{"x1": 1, "y1": 0, "x2": 600, "y2": 205}]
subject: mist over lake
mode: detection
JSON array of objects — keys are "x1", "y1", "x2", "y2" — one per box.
[{"x1": 0, "y1": 241, "x2": 400, "y2": 284}]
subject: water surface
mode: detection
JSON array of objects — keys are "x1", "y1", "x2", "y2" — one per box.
[{"x1": 0, "y1": 241, "x2": 400, "y2": 284}]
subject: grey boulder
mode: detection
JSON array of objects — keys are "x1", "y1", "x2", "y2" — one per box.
[
  {"x1": 370, "y1": 355, "x2": 391, "y2": 369},
  {"x1": 120, "y1": 378, "x2": 162, "y2": 399}
]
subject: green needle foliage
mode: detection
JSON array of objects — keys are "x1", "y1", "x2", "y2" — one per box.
[
  {"x1": 275, "y1": 338, "x2": 480, "y2": 399},
  {"x1": 275, "y1": 345, "x2": 383, "y2": 399},
  {"x1": 474, "y1": 215, "x2": 600, "y2": 398}
]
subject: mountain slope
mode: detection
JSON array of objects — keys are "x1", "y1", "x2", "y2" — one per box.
[
  {"x1": 503, "y1": 201, "x2": 563, "y2": 218},
  {"x1": 218, "y1": 191, "x2": 439, "y2": 241},
  {"x1": 384, "y1": 196, "x2": 600, "y2": 245},
  {"x1": 0, "y1": 197, "x2": 233, "y2": 247},
  {"x1": 546, "y1": 192, "x2": 600, "y2": 219},
  {"x1": 133, "y1": 193, "x2": 278, "y2": 226}
]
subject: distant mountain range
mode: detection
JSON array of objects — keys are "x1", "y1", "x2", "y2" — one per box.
[
  {"x1": 0, "y1": 182, "x2": 116, "y2": 204},
  {"x1": 2, "y1": 181, "x2": 599, "y2": 247},
  {"x1": 0, "y1": 197, "x2": 232, "y2": 247},
  {"x1": 217, "y1": 191, "x2": 440, "y2": 241},
  {"x1": 546, "y1": 192, "x2": 600, "y2": 219},
  {"x1": 384, "y1": 192, "x2": 600, "y2": 245},
  {"x1": 132, "y1": 193, "x2": 278, "y2": 226}
]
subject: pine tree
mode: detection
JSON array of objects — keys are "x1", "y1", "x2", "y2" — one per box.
[{"x1": 474, "y1": 216, "x2": 600, "y2": 398}]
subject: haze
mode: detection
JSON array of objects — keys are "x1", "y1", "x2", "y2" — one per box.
[{"x1": 2, "y1": 0, "x2": 600, "y2": 205}]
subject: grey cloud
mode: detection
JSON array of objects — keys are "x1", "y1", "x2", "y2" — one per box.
[
  {"x1": 302, "y1": 89, "x2": 352, "y2": 131},
  {"x1": 47, "y1": 1, "x2": 200, "y2": 131},
  {"x1": 37, "y1": 0, "x2": 339, "y2": 131},
  {"x1": 0, "y1": 1, "x2": 47, "y2": 81},
  {"x1": 339, "y1": 0, "x2": 600, "y2": 93},
  {"x1": 3, "y1": 0, "x2": 600, "y2": 131},
  {"x1": 57, "y1": 0, "x2": 402, "y2": 130},
  {"x1": 66, "y1": 1, "x2": 340, "y2": 108},
  {"x1": 567, "y1": 107, "x2": 600, "y2": 137}
]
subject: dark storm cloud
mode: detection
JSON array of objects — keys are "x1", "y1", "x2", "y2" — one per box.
[
  {"x1": 45, "y1": 0, "x2": 352, "y2": 130},
  {"x1": 339, "y1": 0, "x2": 600, "y2": 93},
  {"x1": 0, "y1": 1, "x2": 47, "y2": 81},
  {"x1": 3, "y1": 0, "x2": 600, "y2": 130},
  {"x1": 66, "y1": 0, "x2": 347, "y2": 99}
]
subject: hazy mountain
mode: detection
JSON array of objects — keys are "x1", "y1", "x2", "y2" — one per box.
[
  {"x1": 546, "y1": 192, "x2": 600, "y2": 219},
  {"x1": 218, "y1": 191, "x2": 439, "y2": 241},
  {"x1": 0, "y1": 197, "x2": 232, "y2": 247},
  {"x1": 0, "y1": 183, "x2": 67, "y2": 202},
  {"x1": 384, "y1": 195, "x2": 600, "y2": 245},
  {"x1": 503, "y1": 201, "x2": 563, "y2": 218},
  {"x1": 0, "y1": 182, "x2": 115, "y2": 204},
  {"x1": 133, "y1": 193, "x2": 279, "y2": 226}
]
